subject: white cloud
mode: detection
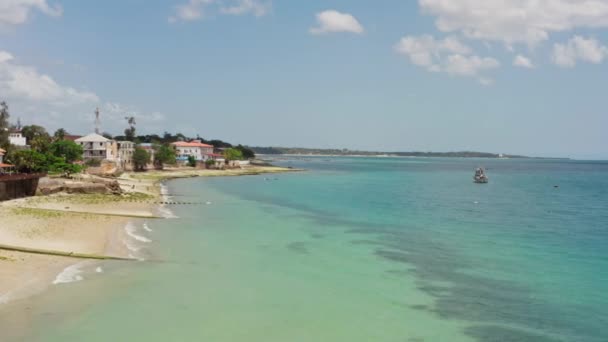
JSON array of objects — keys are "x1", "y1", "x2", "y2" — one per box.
[
  {"x1": 0, "y1": 50, "x2": 98, "y2": 105},
  {"x1": 220, "y1": 0, "x2": 270, "y2": 16},
  {"x1": 0, "y1": 0, "x2": 62, "y2": 28},
  {"x1": 309, "y1": 10, "x2": 364, "y2": 35},
  {"x1": 394, "y1": 35, "x2": 471, "y2": 69},
  {"x1": 419, "y1": 0, "x2": 608, "y2": 46},
  {"x1": 513, "y1": 54, "x2": 535, "y2": 68},
  {"x1": 552, "y1": 36, "x2": 608, "y2": 67},
  {"x1": 169, "y1": 0, "x2": 270, "y2": 23},
  {"x1": 394, "y1": 35, "x2": 499, "y2": 83}
]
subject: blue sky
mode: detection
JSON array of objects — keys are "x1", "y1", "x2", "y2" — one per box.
[{"x1": 0, "y1": 1, "x2": 607, "y2": 159}]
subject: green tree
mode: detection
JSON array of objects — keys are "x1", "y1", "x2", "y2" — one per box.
[
  {"x1": 132, "y1": 147, "x2": 150, "y2": 171},
  {"x1": 187, "y1": 155, "x2": 197, "y2": 167},
  {"x1": 53, "y1": 128, "x2": 67, "y2": 141},
  {"x1": 153, "y1": 143, "x2": 176, "y2": 169},
  {"x1": 7, "y1": 150, "x2": 48, "y2": 173},
  {"x1": 21, "y1": 125, "x2": 51, "y2": 152},
  {"x1": 48, "y1": 158, "x2": 83, "y2": 178},
  {"x1": 236, "y1": 145, "x2": 255, "y2": 159},
  {"x1": 0, "y1": 101, "x2": 9, "y2": 150},
  {"x1": 49, "y1": 140, "x2": 83, "y2": 163},
  {"x1": 223, "y1": 148, "x2": 244, "y2": 161}
]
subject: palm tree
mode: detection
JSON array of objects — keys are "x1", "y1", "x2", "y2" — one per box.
[{"x1": 53, "y1": 128, "x2": 67, "y2": 141}]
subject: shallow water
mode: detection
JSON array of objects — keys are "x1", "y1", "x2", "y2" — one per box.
[{"x1": 7, "y1": 157, "x2": 608, "y2": 341}]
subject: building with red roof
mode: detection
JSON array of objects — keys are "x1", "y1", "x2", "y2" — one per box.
[{"x1": 171, "y1": 140, "x2": 215, "y2": 161}]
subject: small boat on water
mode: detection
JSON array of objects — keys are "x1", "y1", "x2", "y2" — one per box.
[{"x1": 474, "y1": 168, "x2": 489, "y2": 184}]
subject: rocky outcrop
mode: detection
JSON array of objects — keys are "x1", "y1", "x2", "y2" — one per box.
[{"x1": 37, "y1": 177, "x2": 123, "y2": 196}]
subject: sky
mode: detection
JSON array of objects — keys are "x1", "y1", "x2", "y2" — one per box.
[{"x1": 0, "y1": 0, "x2": 607, "y2": 159}]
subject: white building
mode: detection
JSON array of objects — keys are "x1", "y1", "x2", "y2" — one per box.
[
  {"x1": 0, "y1": 148, "x2": 5, "y2": 164},
  {"x1": 117, "y1": 141, "x2": 136, "y2": 170},
  {"x1": 9, "y1": 130, "x2": 27, "y2": 147},
  {"x1": 171, "y1": 140, "x2": 215, "y2": 162},
  {"x1": 75, "y1": 133, "x2": 118, "y2": 161}
]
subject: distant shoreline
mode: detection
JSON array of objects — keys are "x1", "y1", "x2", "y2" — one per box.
[{"x1": 256, "y1": 153, "x2": 570, "y2": 160}]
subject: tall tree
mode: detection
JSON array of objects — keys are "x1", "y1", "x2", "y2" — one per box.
[
  {"x1": 53, "y1": 128, "x2": 67, "y2": 141},
  {"x1": 0, "y1": 101, "x2": 10, "y2": 150},
  {"x1": 21, "y1": 125, "x2": 51, "y2": 153},
  {"x1": 132, "y1": 147, "x2": 150, "y2": 171},
  {"x1": 124, "y1": 116, "x2": 136, "y2": 141},
  {"x1": 153, "y1": 143, "x2": 176, "y2": 169},
  {"x1": 49, "y1": 140, "x2": 83, "y2": 164},
  {"x1": 236, "y1": 145, "x2": 255, "y2": 159}
]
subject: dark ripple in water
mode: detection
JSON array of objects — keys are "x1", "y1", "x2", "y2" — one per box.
[{"x1": 349, "y1": 228, "x2": 605, "y2": 342}]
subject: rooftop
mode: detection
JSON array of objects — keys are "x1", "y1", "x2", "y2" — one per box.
[
  {"x1": 172, "y1": 140, "x2": 214, "y2": 148},
  {"x1": 75, "y1": 133, "x2": 111, "y2": 143}
]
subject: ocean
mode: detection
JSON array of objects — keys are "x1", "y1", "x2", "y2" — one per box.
[{"x1": 10, "y1": 157, "x2": 608, "y2": 341}]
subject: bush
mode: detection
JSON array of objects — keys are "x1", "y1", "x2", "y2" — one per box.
[
  {"x1": 205, "y1": 159, "x2": 216, "y2": 168},
  {"x1": 49, "y1": 160, "x2": 83, "y2": 177},
  {"x1": 187, "y1": 155, "x2": 197, "y2": 167},
  {"x1": 49, "y1": 140, "x2": 83, "y2": 163},
  {"x1": 7, "y1": 150, "x2": 48, "y2": 173},
  {"x1": 223, "y1": 148, "x2": 244, "y2": 161}
]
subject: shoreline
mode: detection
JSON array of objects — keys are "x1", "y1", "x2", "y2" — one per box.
[{"x1": 0, "y1": 165, "x2": 297, "y2": 310}]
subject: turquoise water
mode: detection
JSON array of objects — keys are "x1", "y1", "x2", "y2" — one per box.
[{"x1": 9, "y1": 157, "x2": 608, "y2": 341}]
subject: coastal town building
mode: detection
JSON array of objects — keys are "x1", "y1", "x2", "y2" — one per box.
[
  {"x1": 0, "y1": 148, "x2": 5, "y2": 164},
  {"x1": 75, "y1": 133, "x2": 118, "y2": 161},
  {"x1": 117, "y1": 141, "x2": 136, "y2": 170},
  {"x1": 8, "y1": 129, "x2": 27, "y2": 147},
  {"x1": 172, "y1": 140, "x2": 215, "y2": 162}
]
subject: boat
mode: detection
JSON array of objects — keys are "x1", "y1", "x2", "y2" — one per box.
[{"x1": 473, "y1": 168, "x2": 488, "y2": 184}]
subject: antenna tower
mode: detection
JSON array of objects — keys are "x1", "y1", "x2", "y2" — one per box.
[{"x1": 94, "y1": 107, "x2": 100, "y2": 134}]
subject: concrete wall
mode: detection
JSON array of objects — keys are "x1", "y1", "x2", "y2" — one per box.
[{"x1": 0, "y1": 174, "x2": 43, "y2": 201}]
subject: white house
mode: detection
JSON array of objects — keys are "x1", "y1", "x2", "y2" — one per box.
[
  {"x1": 9, "y1": 130, "x2": 27, "y2": 147},
  {"x1": 117, "y1": 141, "x2": 136, "y2": 170},
  {"x1": 171, "y1": 140, "x2": 215, "y2": 162},
  {"x1": 75, "y1": 133, "x2": 118, "y2": 161}
]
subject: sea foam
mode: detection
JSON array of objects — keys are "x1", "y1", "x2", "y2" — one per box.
[
  {"x1": 53, "y1": 262, "x2": 87, "y2": 285},
  {"x1": 125, "y1": 222, "x2": 152, "y2": 243}
]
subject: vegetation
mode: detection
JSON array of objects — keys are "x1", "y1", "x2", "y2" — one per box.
[
  {"x1": 187, "y1": 155, "x2": 197, "y2": 167},
  {"x1": 48, "y1": 159, "x2": 83, "y2": 177},
  {"x1": 133, "y1": 148, "x2": 150, "y2": 171},
  {"x1": 235, "y1": 144, "x2": 255, "y2": 159},
  {"x1": 53, "y1": 128, "x2": 67, "y2": 141},
  {"x1": 153, "y1": 143, "x2": 176, "y2": 169},
  {"x1": 124, "y1": 116, "x2": 136, "y2": 141},
  {"x1": 7, "y1": 140, "x2": 84, "y2": 176},
  {"x1": 205, "y1": 159, "x2": 216, "y2": 168},
  {"x1": 113, "y1": 132, "x2": 233, "y2": 148},
  {"x1": 48, "y1": 140, "x2": 83, "y2": 163},
  {"x1": 9, "y1": 150, "x2": 48, "y2": 173},
  {"x1": 223, "y1": 148, "x2": 244, "y2": 161},
  {"x1": 21, "y1": 125, "x2": 51, "y2": 153},
  {"x1": 0, "y1": 101, "x2": 9, "y2": 150},
  {"x1": 250, "y1": 146, "x2": 531, "y2": 158}
]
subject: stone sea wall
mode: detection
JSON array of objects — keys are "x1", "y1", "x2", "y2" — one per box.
[{"x1": 0, "y1": 173, "x2": 44, "y2": 201}]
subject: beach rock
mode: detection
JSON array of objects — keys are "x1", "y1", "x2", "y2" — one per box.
[{"x1": 37, "y1": 177, "x2": 123, "y2": 195}]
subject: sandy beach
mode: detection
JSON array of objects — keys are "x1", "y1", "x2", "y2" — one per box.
[{"x1": 0, "y1": 165, "x2": 295, "y2": 308}]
